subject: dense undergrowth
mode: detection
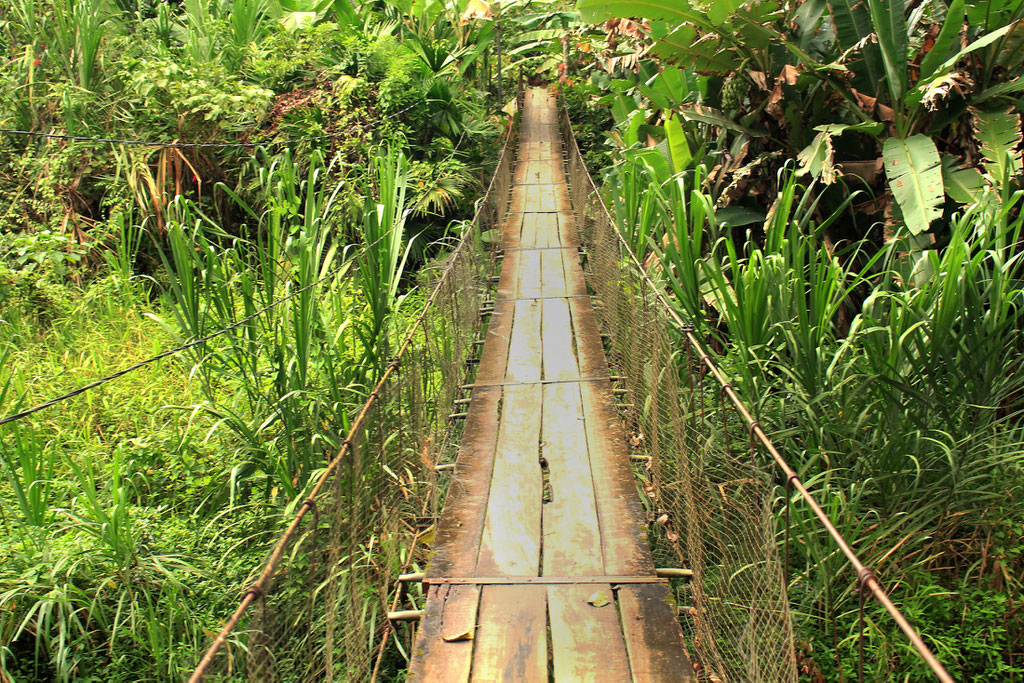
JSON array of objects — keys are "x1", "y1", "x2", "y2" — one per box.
[
  {"x1": 5, "y1": 0, "x2": 1023, "y2": 680},
  {"x1": 0, "y1": 0, "x2": 522, "y2": 679},
  {"x1": 568, "y1": 0, "x2": 1024, "y2": 679}
]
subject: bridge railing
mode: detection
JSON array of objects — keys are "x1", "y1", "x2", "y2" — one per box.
[
  {"x1": 558, "y1": 105, "x2": 952, "y2": 682},
  {"x1": 188, "y1": 113, "x2": 519, "y2": 682}
]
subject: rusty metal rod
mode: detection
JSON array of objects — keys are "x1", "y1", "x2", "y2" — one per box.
[
  {"x1": 560, "y1": 104, "x2": 953, "y2": 683},
  {"x1": 190, "y1": 97, "x2": 522, "y2": 683}
]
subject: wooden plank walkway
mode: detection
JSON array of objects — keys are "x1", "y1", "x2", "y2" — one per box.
[{"x1": 407, "y1": 89, "x2": 695, "y2": 682}]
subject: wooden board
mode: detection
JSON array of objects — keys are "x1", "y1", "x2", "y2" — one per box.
[
  {"x1": 541, "y1": 249, "x2": 568, "y2": 298},
  {"x1": 541, "y1": 299, "x2": 577, "y2": 382},
  {"x1": 618, "y1": 584, "x2": 697, "y2": 682},
  {"x1": 548, "y1": 585, "x2": 631, "y2": 680},
  {"x1": 407, "y1": 584, "x2": 481, "y2": 682},
  {"x1": 475, "y1": 384, "x2": 542, "y2": 575},
  {"x1": 541, "y1": 382, "x2": 603, "y2": 576},
  {"x1": 471, "y1": 586, "x2": 548, "y2": 681}
]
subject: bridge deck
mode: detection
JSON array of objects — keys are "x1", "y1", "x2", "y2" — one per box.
[{"x1": 407, "y1": 89, "x2": 695, "y2": 681}]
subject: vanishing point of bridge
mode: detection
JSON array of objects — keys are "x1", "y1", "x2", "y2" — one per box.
[{"x1": 407, "y1": 89, "x2": 696, "y2": 681}]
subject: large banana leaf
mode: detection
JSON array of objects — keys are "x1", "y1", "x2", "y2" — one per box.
[
  {"x1": 883, "y1": 135, "x2": 944, "y2": 235},
  {"x1": 827, "y1": 0, "x2": 884, "y2": 91},
  {"x1": 865, "y1": 0, "x2": 908, "y2": 103},
  {"x1": 577, "y1": 0, "x2": 687, "y2": 23},
  {"x1": 972, "y1": 106, "x2": 1023, "y2": 187},
  {"x1": 940, "y1": 154, "x2": 986, "y2": 204}
]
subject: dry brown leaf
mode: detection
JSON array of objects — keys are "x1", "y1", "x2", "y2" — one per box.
[
  {"x1": 442, "y1": 627, "x2": 477, "y2": 642},
  {"x1": 851, "y1": 89, "x2": 877, "y2": 114},
  {"x1": 780, "y1": 64, "x2": 801, "y2": 85}
]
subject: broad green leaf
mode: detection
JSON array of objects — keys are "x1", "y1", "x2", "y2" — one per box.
[
  {"x1": 610, "y1": 92, "x2": 639, "y2": 126},
  {"x1": 797, "y1": 130, "x2": 837, "y2": 184},
  {"x1": 707, "y1": 0, "x2": 740, "y2": 25},
  {"x1": 665, "y1": 115, "x2": 692, "y2": 173},
  {"x1": 828, "y1": 0, "x2": 884, "y2": 89},
  {"x1": 578, "y1": 0, "x2": 688, "y2": 23},
  {"x1": 715, "y1": 206, "x2": 765, "y2": 228},
  {"x1": 966, "y1": 0, "x2": 1024, "y2": 29},
  {"x1": 918, "y1": 0, "x2": 964, "y2": 81},
  {"x1": 638, "y1": 66, "x2": 691, "y2": 109},
  {"x1": 813, "y1": 122, "x2": 884, "y2": 135},
  {"x1": 975, "y1": 76, "x2": 1024, "y2": 103},
  {"x1": 653, "y1": 24, "x2": 740, "y2": 73},
  {"x1": 865, "y1": 0, "x2": 908, "y2": 103},
  {"x1": 973, "y1": 106, "x2": 1023, "y2": 186},
  {"x1": 622, "y1": 109, "x2": 646, "y2": 147},
  {"x1": 680, "y1": 104, "x2": 766, "y2": 137},
  {"x1": 798, "y1": 123, "x2": 882, "y2": 184},
  {"x1": 883, "y1": 135, "x2": 944, "y2": 235},
  {"x1": 915, "y1": 25, "x2": 1013, "y2": 90},
  {"x1": 940, "y1": 154, "x2": 986, "y2": 203}
]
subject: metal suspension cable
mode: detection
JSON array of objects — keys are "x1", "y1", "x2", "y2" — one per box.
[
  {"x1": 560, "y1": 108, "x2": 954, "y2": 682},
  {"x1": 188, "y1": 120, "x2": 519, "y2": 681},
  {"x1": 0, "y1": 103, "x2": 417, "y2": 149},
  {"x1": 0, "y1": 260, "x2": 349, "y2": 427}
]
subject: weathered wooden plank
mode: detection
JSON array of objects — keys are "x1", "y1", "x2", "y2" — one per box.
[
  {"x1": 541, "y1": 249, "x2": 568, "y2": 298},
  {"x1": 558, "y1": 213, "x2": 581, "y2": 250},
  {"x1": 548, "y1": 585, "x2": 631, "y2": 680},
  {"x1": 426, "y1": 384, "x2": 500, "y2": 579},
  {"x1": 568, "y1": 298, "x2": 654, "y2": 575},
  {"x1": 408, "y1": 584, "x2": 481, "y2": 682},
  {"x1": 520, "y1": 212, "x2": 541, "y2": 249},
  {"x1": 541, "y1": 382, "x2": 603, "y2": 576},
  {"x1": 516, "y1": 252, "x2": 543, "y2": 302},
  {"x1": 560, "y1": 243, "x2": 587, "y2": 297},
  {"x1": 501, "y1": 213, "x2": 523, "y2": 250},
  {"x1": 475, "y1": 384, "x2": 542, "y2": 575},
  {"x1": 618, "y1": 584, "x2": 698, "y2": 682},
  {"x1": 471, "y1": 585, "x2": 548, "y2": 682},
  {"x1": 529, "y1": 212, "x2": 559, "y2": 249},
  {"x1": 579, "y1": 378, "x2": 654, "y2": 576},
  {"x1": 567, "y1": 296, "x2": 610, "y2": 381},
  {"x1": 541, "y1": 298, "x2": 578, "y2": 382}
]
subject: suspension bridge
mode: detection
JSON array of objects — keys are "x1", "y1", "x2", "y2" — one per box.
[
  {"x1": 406, "y1": 88, "x2": 694, "y2": 680},
  {"x1": 185, "y1": 86, "x2": 951, "y2": 681}
]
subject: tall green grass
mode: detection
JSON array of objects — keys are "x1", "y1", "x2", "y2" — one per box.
[{"x1": 608, "y1": 153, "x2": 1024, "y2": 677}]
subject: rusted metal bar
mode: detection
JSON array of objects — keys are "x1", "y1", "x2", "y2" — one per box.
[
  {"x1": 559, "y1": 102, "x2": 954, "y2": 683},
  {"x1": 190, "y1": 90, "x2": 524, "y2": 683},
  {"x1": 424, "y1": 576, "x2": 668, "y2": 585}
]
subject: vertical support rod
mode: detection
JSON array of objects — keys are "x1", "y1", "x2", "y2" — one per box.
[
  {"x1": 495, "y1": 0, "x2": 503, "y2": 107},
  {"x1": 784, "y1": 475, "x2": 793, "y2": 587},
  {"x1": 858, "y1": 584, "x2": 867, "y2": 683}
]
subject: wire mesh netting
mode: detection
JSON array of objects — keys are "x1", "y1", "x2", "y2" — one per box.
[
  {"x1": 190, "y1": 121, "x2": 519, "y2": 682},
  {"x1": 560, "y1": 106, "x2": 799, "y2": 682}
]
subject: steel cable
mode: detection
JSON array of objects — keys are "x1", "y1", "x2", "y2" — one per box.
[
  {"x1": 558, "y1": 102, "x2": 954, "y2": 682},
  {"x1": 0, "y1": 261, "x2": 347, "y2": 426},
  {"x1": 0, "y1": 103, "x2": 418, "y2": 149}
]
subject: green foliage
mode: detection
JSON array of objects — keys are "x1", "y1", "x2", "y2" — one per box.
[{"x1": 0, "y1": 1, "x2": 504, "y2": 680}]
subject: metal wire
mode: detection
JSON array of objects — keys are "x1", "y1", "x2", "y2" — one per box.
[
  {"x1": 0, "y1": 261, "x2": 347, "y2": 426},
  {"x1": 188, "y1": 108, "x2": 520, "y2": 682},
  {"x1": 558, "y1": 101, "x2": 954, "y2": 682},
  {"x1": 0, "y1": 103, "x2": 417, "y2": 149}
]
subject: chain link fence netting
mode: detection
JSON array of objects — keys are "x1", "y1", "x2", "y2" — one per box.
[
  {"x1": 189, "y1": 119, "x2": 519, "y2": 682},
  {"x1": 560, "y1": 105, "x2": 799, "y2": 682},
  {"x1": 559, "y1": 101, "x2": 950, "y2": 683}
]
